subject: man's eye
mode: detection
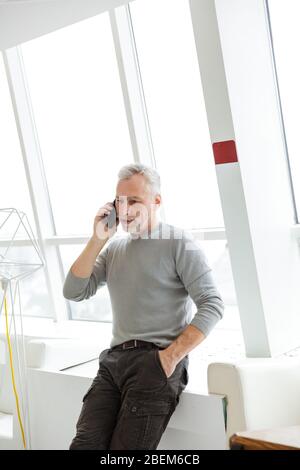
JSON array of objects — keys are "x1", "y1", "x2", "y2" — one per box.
[
  {"x1": 129, "y1": 200, "x2": 140, "y2": 205},
  {"x1": 117, "y1": 198, "x2": 141, "y2": 205}
]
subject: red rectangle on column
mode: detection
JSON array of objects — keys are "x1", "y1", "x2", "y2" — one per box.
[{"x1": 213, "y1": 140, "x2": 238, "y2": 164}]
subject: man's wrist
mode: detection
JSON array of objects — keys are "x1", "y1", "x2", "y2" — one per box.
[
  {"x1": 163, "y1": 345, "x2": 183, "y2": 365},
  {"x1": 90, "y1": 234, "x2": 109, "y2": 246}
]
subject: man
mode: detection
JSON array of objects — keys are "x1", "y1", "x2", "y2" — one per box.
[{"x1": 63, "y1": 163, "x2": 224, "y2": 450}]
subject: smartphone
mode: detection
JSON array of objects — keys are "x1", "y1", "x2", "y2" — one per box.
[{"x1": 106, "y1": 199, "x2": 118, "y2": 229}]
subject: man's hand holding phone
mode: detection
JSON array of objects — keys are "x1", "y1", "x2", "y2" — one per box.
[
  {"x1": 93, "y1": 200, "x2": 119, "y2": 242},
  {"x1": 71, "y1": 201, "x2": 118, "y2": 278}
]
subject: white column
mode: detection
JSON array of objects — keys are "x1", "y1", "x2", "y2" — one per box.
[{"x1": 190, "y1": 0, "x2": 300, "y2": 356}]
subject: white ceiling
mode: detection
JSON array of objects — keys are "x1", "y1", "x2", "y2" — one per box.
[{"x1": 0, "y1": 0, "x2": 134, "y2": 50}]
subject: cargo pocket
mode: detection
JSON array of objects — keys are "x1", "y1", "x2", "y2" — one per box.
[{"x1": 117, "y1": 395, "x2": 174, "y2": 450}]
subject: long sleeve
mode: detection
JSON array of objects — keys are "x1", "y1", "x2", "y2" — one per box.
[
  {"x1": 62, "y1": 246, "x2": 108, "y2": 302},
  {"x1": 174, "y1": 232, "x2": 225, "y2": 336}
]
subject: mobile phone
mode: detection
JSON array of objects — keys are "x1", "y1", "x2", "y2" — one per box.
[{"x1": 106, "y1": 199, "x2": 118, "y2": 229}]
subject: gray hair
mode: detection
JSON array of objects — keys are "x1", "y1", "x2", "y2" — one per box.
[{"x1": 117, "y1": 163, "x2": 161, "y2": 195}]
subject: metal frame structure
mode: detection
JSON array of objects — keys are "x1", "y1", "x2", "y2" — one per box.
[{"x1": 0, "y1": 207, "x2": 45, "y2": 449}]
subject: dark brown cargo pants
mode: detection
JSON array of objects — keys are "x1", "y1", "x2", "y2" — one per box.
[{"x1": 69, "y1": 341, "x2": 189, "y2": 450}]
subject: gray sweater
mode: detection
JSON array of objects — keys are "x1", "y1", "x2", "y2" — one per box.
[{"x1": 63, "y1": 221, "x2": 225, "y2": 348}]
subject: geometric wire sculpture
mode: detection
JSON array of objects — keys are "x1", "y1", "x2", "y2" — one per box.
[
  {"x1": 0, "y1": 208, "x2": 44, "y2": 282},
  {"x1": 0, "y1": 208, "x2": 44, "y2": 449}
]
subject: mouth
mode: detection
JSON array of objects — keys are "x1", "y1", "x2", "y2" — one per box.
[{"x1": 120, "y1": 218, "x2": 135, "y2": 224}]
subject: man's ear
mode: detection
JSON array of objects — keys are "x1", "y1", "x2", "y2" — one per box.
[{"x1": 154, "y1": 194, "x2": 161, "y2": 207}]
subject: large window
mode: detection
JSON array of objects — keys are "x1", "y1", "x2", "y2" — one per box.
[
  {"x1": 129, "y1": 0, "x2": 224, "y2": 229},
  {"x1": 0, "y1": 55, "x2": 51, "y2": 318},
  {"x1": 20, "y1": 12, "x2": 135, "y2": 321},
  {"x1": 267, "y1": 0, "x2": 300, "y2": 219},
  {"x1": 21, "y1": 12, "x2": 134, "y2": 237},
  {"x1": 2, "y1": 3, "x2": 237, "y2": 326},
  {"x1": 18, "y1": 13, "x2": 133, "y2": 321}
]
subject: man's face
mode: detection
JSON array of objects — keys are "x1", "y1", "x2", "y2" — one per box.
[{"x1": 115, "y1": 174, "x2": 161, "y2": 235}]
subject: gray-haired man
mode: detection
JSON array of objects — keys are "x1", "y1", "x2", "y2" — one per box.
[{"x1": 63, "y1": 163, "x2": 224, "y2": 450}]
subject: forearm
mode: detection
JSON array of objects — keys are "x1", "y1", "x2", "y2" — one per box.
[
  {"x1": 71, "y1": 235, "x2": 108, "y2": 278},
  {"x1": 165, "y1": 324, "x2": 206, "y2": 364}
]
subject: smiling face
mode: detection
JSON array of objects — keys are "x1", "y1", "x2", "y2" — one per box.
[{"x1": 115, "y1": 173, "x2": 161, "y2": 235}]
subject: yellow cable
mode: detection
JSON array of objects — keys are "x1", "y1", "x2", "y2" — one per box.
[{"x1": 4, "y1": 294, "x2": 26, "y2": 449}]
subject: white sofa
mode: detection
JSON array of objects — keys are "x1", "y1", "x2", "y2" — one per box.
[{"x1": 207, "y1": 357, "x2": 300, "y2": 447}]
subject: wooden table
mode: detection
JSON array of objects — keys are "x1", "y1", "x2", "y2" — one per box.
[{"x1": 230, "y1": 425, "x2": 300, "y2": 450}]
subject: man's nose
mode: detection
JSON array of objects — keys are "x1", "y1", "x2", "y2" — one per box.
[{"x1": 118, "y1": 204, "x2": 128, "y2": 217}]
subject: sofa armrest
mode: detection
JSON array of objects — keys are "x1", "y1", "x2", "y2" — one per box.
[{"x1": 208, "y1": 357, "x2": 300, "y2": 442}]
